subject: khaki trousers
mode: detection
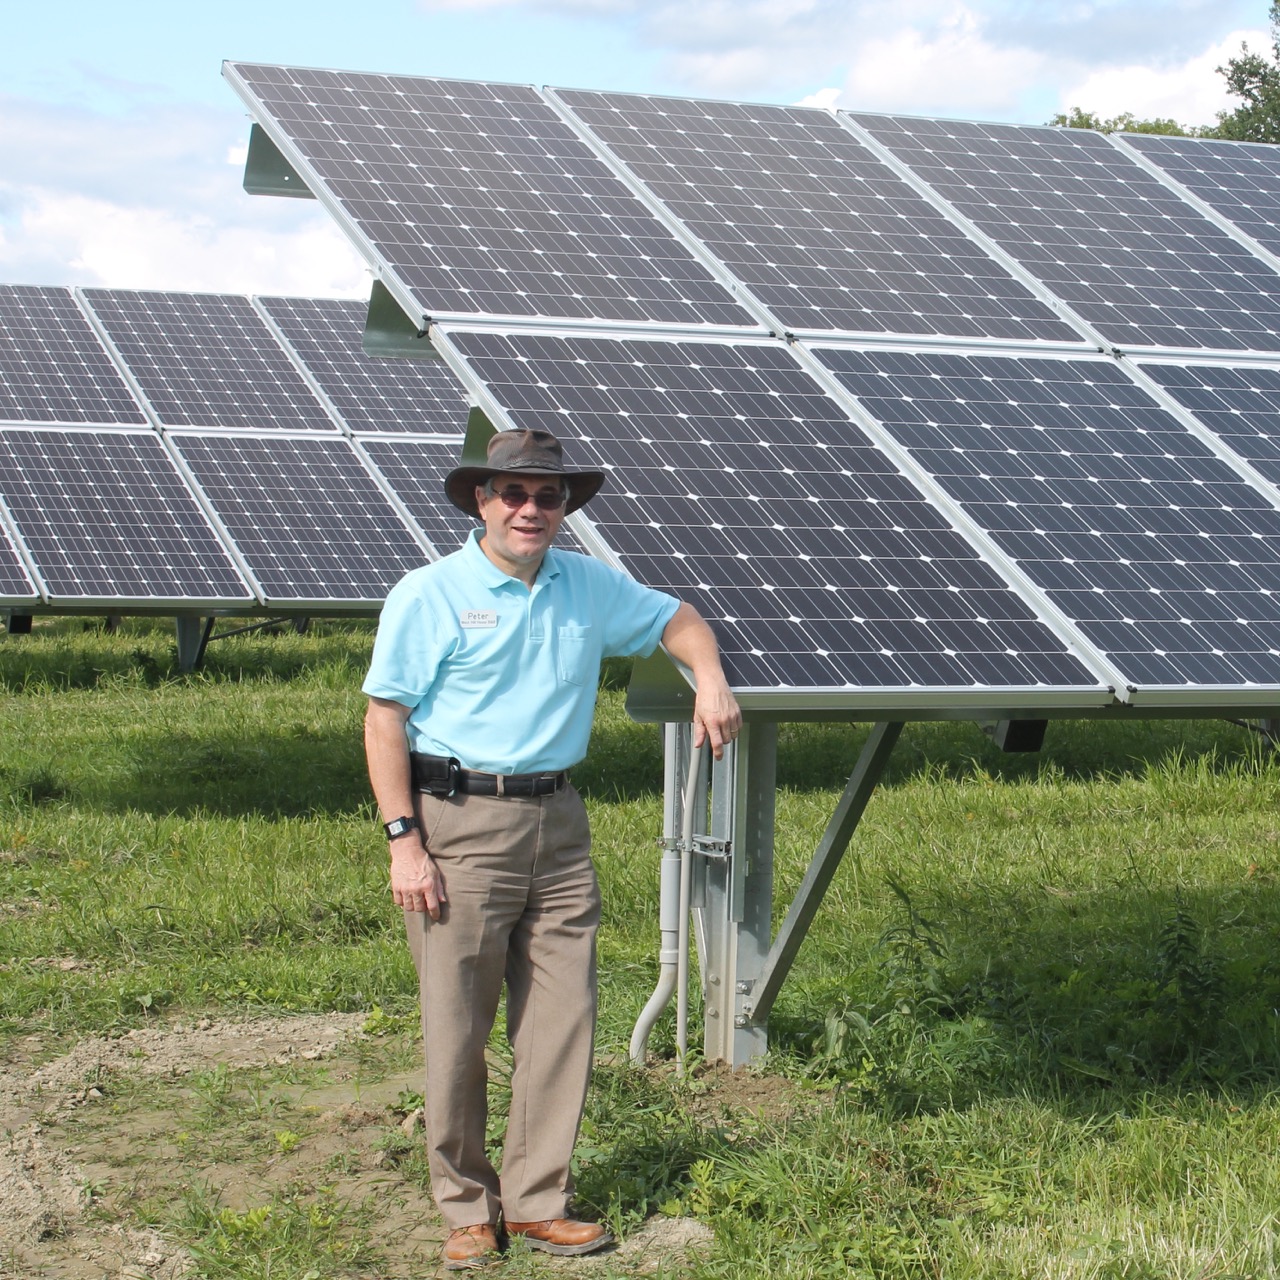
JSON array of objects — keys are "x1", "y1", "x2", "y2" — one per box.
[{"x1": 404, "y1": 783, "x2": 600, "y2": 1229}]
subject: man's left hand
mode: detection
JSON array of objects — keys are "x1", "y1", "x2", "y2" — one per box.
[{"x1": 693, "y1": 675, "x2": 742, "y2": 760}]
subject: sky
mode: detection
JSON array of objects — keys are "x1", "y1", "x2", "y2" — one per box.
[{"x1": 0, "y1": 0, "x2": 1271, "y2": 300}]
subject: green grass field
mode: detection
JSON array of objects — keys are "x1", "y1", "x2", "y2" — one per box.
[{"x1": 4, "y1": 617, "x2": 1280, "y2": 1278}]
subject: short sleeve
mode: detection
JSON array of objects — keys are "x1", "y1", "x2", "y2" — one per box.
[
  {"x1": 362, "y1": 576, "x2": 447, "y2": 708},
  {"x1": 594, "y1": 563, "x2": 681, "y2": 659}
]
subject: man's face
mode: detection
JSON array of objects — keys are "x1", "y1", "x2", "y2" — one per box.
[{"x1": 475, "y1": 472, "x2": 568, "y2": 577}]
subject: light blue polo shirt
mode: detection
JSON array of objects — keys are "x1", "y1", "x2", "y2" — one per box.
[{"x1": 363, "y1": 530, "x2": 680, "y2": 774}]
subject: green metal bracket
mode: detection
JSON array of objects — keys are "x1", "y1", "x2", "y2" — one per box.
[
  {"x1": 626, "y1": 650, "x2": 695, "y2": 723},
  {"x1": 460, "y1": 407, "x2": 499, "y2": 463},
  {"x1": 242, "y1": 124, "x2": 313, "y2": 199},
  {"x1": 361, "y1": 280, "x2": 440, "y2": 359}
]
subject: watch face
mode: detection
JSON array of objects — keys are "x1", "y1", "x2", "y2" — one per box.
[{"x1": 385, "y1": 816, "x2": 417, "y2": 839}]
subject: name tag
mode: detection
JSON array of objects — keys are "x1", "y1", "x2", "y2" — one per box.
[{"x1": 460, "y1": 609, "x2": 498, "y2": 629}]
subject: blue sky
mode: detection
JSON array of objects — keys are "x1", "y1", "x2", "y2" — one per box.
[{"x1": 0, "y1": 0, "x2": 1270, "y2": 297}]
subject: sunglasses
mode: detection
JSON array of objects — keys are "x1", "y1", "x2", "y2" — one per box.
[{"x1": 491, "y1": 485, "x2": 567, "y2": 511}]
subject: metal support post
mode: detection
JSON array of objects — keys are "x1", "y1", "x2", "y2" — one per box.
[
  {"x1": 742, "y1": 721, "x2": 902, "y2": 1029},
  {"x1": 700, "y1": 721, "x2": 776, "y2": 1066},
  {"x1": 175, "y1": 616, "x2": 213, "y2": 672}
]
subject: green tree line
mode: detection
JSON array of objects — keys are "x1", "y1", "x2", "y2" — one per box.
[{"x1": 1052, "y1": 0, "x2": 1280, "y2": 141}]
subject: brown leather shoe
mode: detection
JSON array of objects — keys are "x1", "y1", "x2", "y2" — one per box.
[
  {"x1": 442, "y1": 1224, "x2": 500, "y2": 1270},
  {"x1": 505, "y1": 1218, "x2": 613, "y2": 1256}
]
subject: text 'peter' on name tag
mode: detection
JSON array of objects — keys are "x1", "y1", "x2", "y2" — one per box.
[{"x1": 461, "y1": 610, "x2": 499, "y2": 628}]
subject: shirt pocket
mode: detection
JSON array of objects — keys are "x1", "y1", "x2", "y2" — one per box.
[{"x1": 557, "y1": 624, "x2": 592, "y2": 686}]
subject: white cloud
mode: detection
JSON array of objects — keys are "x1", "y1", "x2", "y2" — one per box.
[
  {"x1": 797, "y1": 87, "x2": 842, "y2": 110},
  {"x1": 415, "y1": 0, "x2": 1265, "y2": 122},
  {"x1": 0, "y1": 189, "x2": 369, "y2": 296},
  {"x1": 837, "y1": 6, "x2": 1047, "y2": 117},
  {"x1": 1054, "y1": 26, "x2": 1269, "y2": 126},
  {"x1": 0, "y1": 93, "x2": 368, "y2": 297}
]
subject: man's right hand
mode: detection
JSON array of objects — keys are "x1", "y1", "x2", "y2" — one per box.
[{"x1": 390, "y1": 839, "x2": 446, "y2": 920}]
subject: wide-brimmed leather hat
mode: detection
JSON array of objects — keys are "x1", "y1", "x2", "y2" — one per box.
[{"x1": 444, "y1": 429, "x2": 605, "y2": 518}]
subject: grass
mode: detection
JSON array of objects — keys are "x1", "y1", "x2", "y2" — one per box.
[{"x1": 5, "y1": 616, "x2": 1280, "y2": 1276}]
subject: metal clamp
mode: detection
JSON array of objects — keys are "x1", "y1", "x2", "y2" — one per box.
[{"x1": 691, "y1": 835, "x2": 732, "y2": 861}]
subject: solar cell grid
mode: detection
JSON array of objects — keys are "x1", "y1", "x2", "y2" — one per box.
[
  {"x1": 555, "y1": 89, "x2": 1079, "y2": 343},
  {"x1": 357, "y1": 436, "x2": 486, "y2": 551},
  {"x1": 443, "y1": 328, "x2": 1101, "y2": 693},
  {"x1": 1141, "y1": 361, "x2": 1280, "y2": 488},
  {"x1": 815, "y1": 346, "x2": 1280, "y2": 690},
  {"x1": 82, "y1": 289, "x2": 336, "y2": 431},
  {"x1": 226, "y1": 63, "x2": 756, "y2": 328},
  {"x1": 0, "y1": 428, "x2": 251, "y2": 602},
  {"x1": 851, "y1": 114, "x2": 1280, "y2": 353},
  {"x1": 257, "y1": 295, "x2": 470, "y2": 434},
  {"x1": 170, "y1": 432, "x2": 429, "y2": 602},
  {"x1": 1122, "y1": 133, "x2": 1280, "y2": 264},
  {"x1": 0, "y1": 517, "x2": 36, "y2": 600},
  {"x1": 0, "y1": 286, "x2": 145, "y2": 425}
]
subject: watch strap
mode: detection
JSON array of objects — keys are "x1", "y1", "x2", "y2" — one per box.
[{"x1": 383, "y1": 815, "x2": 420, "y2": 841}]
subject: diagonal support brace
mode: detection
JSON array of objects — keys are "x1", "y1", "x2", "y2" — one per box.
[{"x1": 742, "y1": 720, "x2": 903, "y2": 1025}]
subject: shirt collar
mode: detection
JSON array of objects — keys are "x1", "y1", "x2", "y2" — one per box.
[{"x1": 462, "y1": 528, "x2": 562, "y2": 591}]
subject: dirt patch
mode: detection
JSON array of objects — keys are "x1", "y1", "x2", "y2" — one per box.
[
  {"x1": 684, "y1": 1062, "x2": 807, "y2": 1125},
  {"x1": 0, "y1": 1014, "x2": 368, "y2": 1279},
  {"x1": 0, "y1": 1015, "x2": 726, "y2": 1278}
]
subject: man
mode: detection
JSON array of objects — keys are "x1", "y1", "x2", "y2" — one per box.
[{"x1": 363, "y1": 428, "x2": 740, "y2": 1270}]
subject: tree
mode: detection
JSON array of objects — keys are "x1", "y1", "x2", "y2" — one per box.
[
  {"x1": 1215, "y1": 0, "x2": 1280, "y2": 142},
  {"x1": 1048, "y1": 107, "x2": 1194, "y2": 136}
]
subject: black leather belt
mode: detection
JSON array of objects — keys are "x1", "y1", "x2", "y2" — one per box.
[
  {"x1": 411, "y1": 752, "x2": 568, "y2": 799},
  {"x1": 456, "y1": 770, "x2": 568, "y2": 797}
]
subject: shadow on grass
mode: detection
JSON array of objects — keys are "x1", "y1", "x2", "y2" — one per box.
[
  {"x1": 772, "y1": 875, "x2": 1280, "y2": 1105},
  {"x1": 774, "y1": 716, "x2": 1269, "y2": 792},
  {"x1": 101, "y1": 727, "x2": 371, "y2": 819}
]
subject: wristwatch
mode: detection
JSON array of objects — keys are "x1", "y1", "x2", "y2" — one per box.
[{"x1": 383, "y1": 815, "x2": 420, "y2": 841}]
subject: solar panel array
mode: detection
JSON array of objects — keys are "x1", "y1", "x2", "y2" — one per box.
[
  {"x1": 0, "y1": 285, "x2": 480, "y2": 611},
  {"x1": 225, "y1": 62, "x2": 1280, "y2": 708},
  {"x1": 552, "y1": 90, "x2": 1078, "y2": 344},
  {"x1": 849, "y1": 114, "x2": 1280, "y2": 355},
  {"x1": 223, "y1": 64, "x2": 758, "y2": 329},
  {"x1": 258, "y1": 294, "x2": 470, "y2": 434},
  {"x1": 445, "y1": 328, "x2": 1099, "y2": 693},
  {"x1": 814, "y1": 348, "x2": 1280, "y2": 689},
  {"x1": 0, "y1": 286, "x2": 146, "y2": 425},
  {"x1": 1120, "y1": 133, "x2": 1280, "y2": 267},
  {"x1": 0, "y1": 428, "x2": 252, "y2": 604},
  {"x1": 169, "y1": 433, "x2": 430, "y2": 604},
  {"x1": 82, "y1": 289, "x2": 339, "y2": 432}
]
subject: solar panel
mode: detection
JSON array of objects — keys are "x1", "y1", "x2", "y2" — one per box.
[
  {"x1": 553, "y1": 89, "x2": 1080, "y2": 344},
  {"x1": 1140, "y1": 360, "x2": 1280, "y2": 488},
  {"x1": 223, "y1": 63, "x2": 757, "y2": 329},
  {"x1": 0, "y1": 286, "x2": 146, "y2": 425},
  {"x1": 1120, "y1": 133, "x2": 1280, "y2": 265},
  {"x1": 814, "y1": 345, "x2": 1280, "y2": 693},
  {"x1": 357, "y1": 436, "x2": 484, "y2": 551},
  {"x1": 850, "y1": 114, "x2": 1280, "y2": 354},
  {"x1": 0, "y1": 427, "x2": 252, "y2": 603},
  {"x1": 257, "y1": 295, "x2": 471, "y2": 433},
  {"x1": 0, "y1": 517, "x2": 37, "y2": 603},
  {"x1": 439, "y1": 328, "x2": 1105, "y2": 697},
  {"x1": 169, "y1": 432, "x2": 429, "y2": 603},
  {"x1": 81, "y1": 289, "x2": 336, "y2": 431}
]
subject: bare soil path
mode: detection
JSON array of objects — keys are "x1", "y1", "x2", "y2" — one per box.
[{"x1": 0, "y1": 1015, "x2": 723, "y2": 1278}]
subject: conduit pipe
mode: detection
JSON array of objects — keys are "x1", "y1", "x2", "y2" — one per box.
[{"x1": 628, "y1": 737, "x2": 705, "y2": 1068}]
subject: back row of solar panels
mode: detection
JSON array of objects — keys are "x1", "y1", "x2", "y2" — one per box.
[
  {"x1": 0, "y1": 285, "x2": 477, "y2": 611},
  {"x1": 225, "y1": 62, "x2": 1280, "y2": 357}
]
